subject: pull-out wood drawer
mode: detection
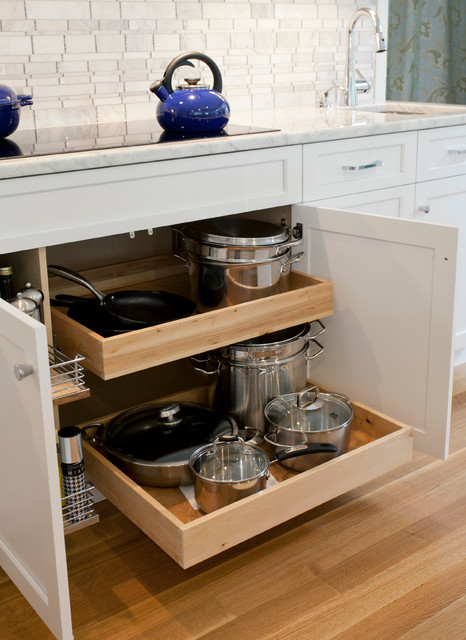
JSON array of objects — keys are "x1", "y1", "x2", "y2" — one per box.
[
  {"x1": 82, "y1": 384, "x2": 413, "y2": 569},
  {"x1": 303, "y1": 132, "x2": 417, "y2": 201},
  {"x1": 50, "y1": 257, "x2": 333, "y2": 380},
  {"x1": 417, "y1": 125, "x2": 466, "y2": 182}
]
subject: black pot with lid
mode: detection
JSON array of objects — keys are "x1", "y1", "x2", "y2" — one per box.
[{"x1": 82, "y1": 401, "x2": 237, "y2": 487}]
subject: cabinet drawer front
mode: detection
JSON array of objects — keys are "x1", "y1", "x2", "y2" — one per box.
[
  {"x1": 0, "y1": 146, "x2": 302, "y2": 254},
  {"x1": 417, "y1": 125, "x2": 466, "y2": 181},
  {"x1": 303, "y1": 132, "x2": 417, "y2": 201},
  {"x1": 82, "y1": 387, "x2": 413, "y2": 569}
]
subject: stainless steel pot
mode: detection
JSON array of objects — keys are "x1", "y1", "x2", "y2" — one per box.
[
  {"x1": 189, "y1": 435, "x2": 337, "y2": 513},
  {"x1": 174, "y1": 217, "x2": 303, "y2": 310},
  {"x1": 263, "y1": 385, "x2": 353, "y2": 471},
  {"x1": 82, "y1": 401, "x2": 237, "y2": 487},
  {"x1": 190, "y1": 320, "x2": 325, "y2": 434}
]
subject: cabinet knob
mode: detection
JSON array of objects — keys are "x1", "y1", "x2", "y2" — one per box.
[
  {"x1": 14, "y1": 363, "x2": 34, "y2": 381},
  {"x1": 419, "y1": 204, "x2": 430, "y2": 214}
]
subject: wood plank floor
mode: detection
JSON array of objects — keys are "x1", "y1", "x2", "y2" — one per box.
[{"x1": 1, "y1": 374, "x2": 465, "y2": 640}]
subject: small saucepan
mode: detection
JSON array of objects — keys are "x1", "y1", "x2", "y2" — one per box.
[
  {"x1": 189, "y1": 434, "x2": 337, "y2": 513},
  {"x1": 48, "y1": 264, "x2": 196, "y2": 327},
  {"x1": 263, "y1": 385, "x2": 353, "y2": 471},
  {"x1": 82, "y1": 401, "x2": 238, "y2": 487}
]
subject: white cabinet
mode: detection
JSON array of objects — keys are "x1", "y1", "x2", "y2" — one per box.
[
  {"x1": 300, "y1": 184, "x2": 416, "y2": 218},
  {"x1": 415, "y1": 175, "x2": 466, "y2": 364},
  {"x1": 0, "y1": 128, "x2": 462, "y2": 640},
  {"x1": 0, "y1": 301, "x2": 73, "y2": 640}
]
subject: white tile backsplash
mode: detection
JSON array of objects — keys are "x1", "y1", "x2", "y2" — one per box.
[{"x1": 0, "y1": 0, "x2": 379, "y2": 126}]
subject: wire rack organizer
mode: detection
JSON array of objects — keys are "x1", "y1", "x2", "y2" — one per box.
[
  {"x1": 62, "y1": 482, "x2": 99, "y2": 534},
  {"x1": 49, "y1": 345, "x2": 90, "y2": 405}
]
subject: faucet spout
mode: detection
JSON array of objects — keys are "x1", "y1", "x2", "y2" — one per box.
[{"x1": 344, "y1": 7, "x2": 387, "y2": 107}]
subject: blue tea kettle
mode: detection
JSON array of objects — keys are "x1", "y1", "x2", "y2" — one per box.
[
  {"x1": 0, "y1": 84, "x2": 33, "y2": 138},
  {"x1": 150, "y1": 52, "x2": 230, "y2": 134}
]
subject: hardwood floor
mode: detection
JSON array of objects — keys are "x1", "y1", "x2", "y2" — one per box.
[{"x1": 1, "y1": 375, "x2": 465, "y2": 640}]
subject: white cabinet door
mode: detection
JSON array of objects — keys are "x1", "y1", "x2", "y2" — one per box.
[
  {"x1": 0, "y1": 300, "x2": 73, "y2": 640},
  {"x1": 292, "y1": 205, "x2": 458, "y2": 459},
  {"x1": 415, "y1": 175, "x2": 466, "y2": 365}
]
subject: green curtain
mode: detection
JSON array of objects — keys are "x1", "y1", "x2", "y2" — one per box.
[{"x1": 386, "y1": 0, "x2": 466, "y2": 104}]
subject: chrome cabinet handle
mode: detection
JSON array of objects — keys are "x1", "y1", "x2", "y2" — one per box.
[
  {"x1": 14, "y1": 363, "x2": 34, "y2": 381},
  {"x1": 447, "y1": 147, "x2": 466, "y2": 155},
  {"x1": 342, "y1": 159, "x2": 383, "y2": 171},
  {"x1": 419, "y1": 204, "x2": 430, "y2": 214}
]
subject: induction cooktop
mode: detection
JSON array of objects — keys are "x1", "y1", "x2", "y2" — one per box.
[{"x1": 0, "y1": 121, "x2": 279, "y2": 159}]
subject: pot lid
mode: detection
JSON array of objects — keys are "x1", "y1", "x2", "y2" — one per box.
[
  {"x1": 190, "y1": 435, "x2": 269, "y2": 482},
  {"x1": 104, "y1": 401, "x2": 236, "y2": 462},
  {"x1": 265, "y1": 386, "x2": 353, "y2": 433},
  {"x1": 181, "y1": 217, "x2": 289, "y2": 247}
]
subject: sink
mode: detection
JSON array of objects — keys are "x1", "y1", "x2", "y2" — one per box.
[{"x1": 344, "y1": 101, "x2": 466, "y2": 116}]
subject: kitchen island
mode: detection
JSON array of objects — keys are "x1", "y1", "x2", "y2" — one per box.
[{"x1": 1, "y1": 102, "x2": 466, "y2": 640}]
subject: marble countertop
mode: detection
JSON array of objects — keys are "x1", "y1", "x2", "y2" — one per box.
[{"x1": 2, "y1": 102, "x2": 466, "y2": 180}]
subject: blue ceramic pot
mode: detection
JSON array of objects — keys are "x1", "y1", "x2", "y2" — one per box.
[
  {"x1": 0, "y1": 84, "x2": 33, "y2": 138},
  {"x1": 150, "y1": 52, "x2": 230, "y2": 134}
]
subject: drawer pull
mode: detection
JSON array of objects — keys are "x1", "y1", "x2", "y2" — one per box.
[
  {"x1": 419, "y1": 204, "x2": 430, "y2": 214},
  {"x1": 342, "y1": 160, "x2": 383, "y2": 171},
  {"x1": 447, "y1": 147, "x2": 466, "y2": 155}
]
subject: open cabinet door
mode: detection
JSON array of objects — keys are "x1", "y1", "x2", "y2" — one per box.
[
  {"x1": 293, "y1": 205, "x2": 458, "y2": 459},
  {"x1": 0, "y1": 300, "x2": 73, "y2": 639}
]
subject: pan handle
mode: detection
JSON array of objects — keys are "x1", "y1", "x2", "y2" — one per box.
[
  {"x1": 48, "y1": 265, "x2": 106, "y2": 303},
  {"x1": 274, "y1": 442, "x2": 338, "y2": 463}
]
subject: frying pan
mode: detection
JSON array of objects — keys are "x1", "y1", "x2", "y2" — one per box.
[
  {"x1": 51, "y1": 296, "x2": 134, "y2": 336},
  {"x1": 48, "y1": 264, "x2": 196, "y2": 327}
]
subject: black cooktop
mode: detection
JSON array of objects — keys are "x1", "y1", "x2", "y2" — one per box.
[{"x1": 0, "y1": 121, "x2": 279, "y2": 159}]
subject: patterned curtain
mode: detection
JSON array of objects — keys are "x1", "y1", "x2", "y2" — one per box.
[{"x1": 386, "y1": 0, "x2": 466, "y2": 104}]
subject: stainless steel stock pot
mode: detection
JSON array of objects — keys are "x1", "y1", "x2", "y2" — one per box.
[
  {"x1": 174, "y1": 217, "x2": 303, "y2": 310},
  {"x1": 190, "y1": 320, "x2": 325, "y2": 434}
]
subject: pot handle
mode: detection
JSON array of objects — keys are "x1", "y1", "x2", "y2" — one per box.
[
  {"x1": 81, "y1": 422, "x2": 105, "y2": 445},
  {"x1": 274, "y1": 442, "x2": 338, "y2": 463},
  {"x1": 280, "y1": 251, "x2": 304, "y2": 274},
  {"x1": 274, "y1": 237, "x2": 304, "y2": 256},
  {"x1": 306, "y1": 339, "x2": 324, "y2": 360},
  {"x1": 189, "y1": 352, "x2": 220, "y2": 375},
  {"x1": 162, "y1": 52, "x2": 223, "y2": 94},
  {"x1": 306, "y1": 319, "x2": 326, "y2": 340}
]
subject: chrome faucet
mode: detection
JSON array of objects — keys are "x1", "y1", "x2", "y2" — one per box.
[{"x1": 344, "y1": 7, "x2": 387, "y2": 106}]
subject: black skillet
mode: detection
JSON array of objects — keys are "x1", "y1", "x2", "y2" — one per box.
[{"x1": 48, "y1": 264, "x2": 196, "y2": 328}]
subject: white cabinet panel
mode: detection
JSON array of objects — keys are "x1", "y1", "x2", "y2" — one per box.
[
  {"x1": 0, "y1": 301, "x2": 72, "y2": 640},
  {"x1": 305, "y1": 184, "x2": 415, "y2": 219},
  {"x1": 292, "y1": 204, "x2": 458, "y2": 459},
  {"x1": 417, "y1": 125, "x2": 466, "y2": 182},
  {"x1": 0, "y1": 145, "x2": 302, "y2": 253},
  {"x1": 415, "y1": 175, "x2": 466, "y2": 364},
  {"x1": 303, "y1": 132, "x2": 417, "y2": 201}
]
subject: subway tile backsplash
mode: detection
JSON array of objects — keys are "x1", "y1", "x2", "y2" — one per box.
[{"x1": 0, "y1": 0, "x2": 377, "y2": 127}]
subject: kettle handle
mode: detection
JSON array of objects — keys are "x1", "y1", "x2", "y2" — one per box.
[{"x1": 162, "y1": 52, "x2": 223, "y2": 94}]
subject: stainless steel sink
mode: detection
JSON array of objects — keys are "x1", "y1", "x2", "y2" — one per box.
[{"x1": 344, "y1": 101, "x2": 466, "y2": 116}]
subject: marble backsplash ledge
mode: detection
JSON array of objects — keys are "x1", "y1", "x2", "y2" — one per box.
[{"x1": 0, "y1": 0, "x2": 380, "y2": 127}]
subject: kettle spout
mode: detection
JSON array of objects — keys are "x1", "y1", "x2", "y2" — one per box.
[{"x1": 150, "y1": 80, "x2": 170, "y2": 102}]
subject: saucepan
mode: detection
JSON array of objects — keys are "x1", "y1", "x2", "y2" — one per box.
[
  {"x1": 82, "y1": 401, "x2": 238, "y2": 487},
  {"x1": 189, "y1": 434, "x2": 337, "y2": 513},
  {"x1": 48, "y1": 264, "x2": 196, "y2": 328},
  {"x1": 263, "y1": 385, "x2": 353, "y2": 471}
]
